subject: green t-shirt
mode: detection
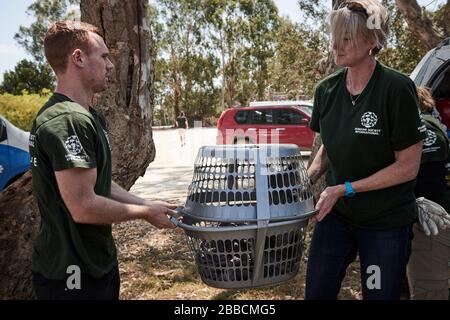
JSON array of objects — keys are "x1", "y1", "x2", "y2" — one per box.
[
  {"x1": 310, "y1": 62, "x2": 427, "y2": 229},
  {"x1": 30, "y1": 93, "x2": 117, "y2": 280}
]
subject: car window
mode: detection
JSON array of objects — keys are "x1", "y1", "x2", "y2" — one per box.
[
  {"x1": 235, "y1": 110, "x2": 249, "y2": 124},
  {"x1": 249, "y1": 109, "x2": 274, "y2": 125},
  {"x1": 276, "y1": 109, "x2": 303, "y2": 125},
  {"x1": 0, "y1": 119, "x2": 7, "y2": 142},
  {"x1": 300, "y1": 105, "x2": 312, "y2": 117},
  {"x1": 410, "y1": 49, "x2": 434, "y2": 85}
]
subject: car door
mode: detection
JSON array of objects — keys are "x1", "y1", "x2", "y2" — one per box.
[
  {"x1": 273, "y1": 108, "x2": 295, "y2": 144},
  {"x1": 275, "y1": 108, "x2": 312, "y2": 148},
  {"x1": 0, "y1": 118, "x2": 11, "y2": 190},
  {"x1": 247, "y1": 109, "x2": 277, "y2": 144}
]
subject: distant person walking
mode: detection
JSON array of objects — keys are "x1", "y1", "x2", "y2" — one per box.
[{"x1": 175, "y1": 111, "x2": 188, "y2": 147}]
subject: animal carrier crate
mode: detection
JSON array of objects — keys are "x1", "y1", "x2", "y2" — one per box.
[{"x1": 174, "y1": 144, "x2": 315, "y2": 288}]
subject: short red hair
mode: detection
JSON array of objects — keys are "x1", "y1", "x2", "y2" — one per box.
[{"x1": 44, "y1": 20, "x2": 102, "y2": 74}]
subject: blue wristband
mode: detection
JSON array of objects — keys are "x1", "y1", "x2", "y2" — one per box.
[{"x1": 344, "y1": 181, "x2": 356, "y2": 198}]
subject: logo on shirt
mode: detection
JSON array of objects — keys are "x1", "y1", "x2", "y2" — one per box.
[
  {"x1": 361, "y1": 112, "x2": 378, "y2": 128},
  {"x1": 418, "y1": 124, "x2": 427, "y2": 133},
  {"x1": 65, "y1": 135, "x2": 83, "y2": 155},
  {"x1": 0, "y1": 164, "x2": 3, "y2": 174},
  {"x1": 29, "y1": 134, "x2": 36, "y2": 148},
  {"x1": 424, "y1": 130, "x2": 437, "y2": 147},
  {"x1": 64, "y1": 135, "x2": 89, "y2": 162},
  {"x1": 355, "y1": 112, "x2": 381, "y2": 136}
]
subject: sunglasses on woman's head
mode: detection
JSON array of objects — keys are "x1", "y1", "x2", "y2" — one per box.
[{"x1": 345, "y1": 1, "x2": 369, "y2": 17}]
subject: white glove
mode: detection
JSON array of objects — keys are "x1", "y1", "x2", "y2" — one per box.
[{"x1": 416, "y1": 197, "x2": 450, "y2": 236}]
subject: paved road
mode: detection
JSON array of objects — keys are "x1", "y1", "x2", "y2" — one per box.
[
  {"x1": 130, "y1": 128, "x2": 217, "y2": 203},
  {"x1": 130, "y1": 127, "x2": 310, "y2": 204}
]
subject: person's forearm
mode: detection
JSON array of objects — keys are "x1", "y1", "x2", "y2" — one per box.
[
  {"x1": 351, "y1": 160, "x2": 418, "y2": 193},
  {"x1": 350, "y1": 142, "x2": 422, "y2": 193},
  {"x1": 307, "y1": 144, "x2": 328, "y2": 184},
  {"x1": 110, "y1": 181, "x2": 148, "y2": 206},
  {"x1": 71, "y1": 194, "x2": 148, "y2": 225}
]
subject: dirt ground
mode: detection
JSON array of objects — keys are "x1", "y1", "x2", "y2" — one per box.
[{"x1": 113, "y1": 219, "x2": 363, "y2": 300}]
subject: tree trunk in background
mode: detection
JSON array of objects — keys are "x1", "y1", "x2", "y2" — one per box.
[
  {"x1": 81, "y1": 0, "x2": 155, "y2": 189},
  {"x1": 307, "y1": 134, "x2": 327, "y2": 201},
  {"x1": 396, "y1": 0, "x2": 445, "y2": 50},
  {"x1": 0, "y1": 0, "x2": 155, "y2": 299}
]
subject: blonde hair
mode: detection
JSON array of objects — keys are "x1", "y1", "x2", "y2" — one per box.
[
  {"x1": 329, "y1": 0, "x2": 389, "y2": 55},
  {"x1": 417, "y1": 86, "x2": 435, "y2": 113}
]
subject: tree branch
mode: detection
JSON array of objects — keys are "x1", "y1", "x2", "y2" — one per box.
[
  {"x1": 444, "y1": 0, "x2": 450, "y2": 35},
  {"x1": 395, "y1": 0, "x2": 445, "y2": 49}
]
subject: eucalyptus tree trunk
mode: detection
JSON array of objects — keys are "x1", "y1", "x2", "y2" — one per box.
[
  {"x1": 0, "y1": 0, "x2": 155, "y2": 299},
  {"x1": 81, "y1": 0, "x2": 155, "y2": 189}
]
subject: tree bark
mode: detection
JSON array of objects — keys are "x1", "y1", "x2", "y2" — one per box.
[
  {"x1": 395, "y1": 0, "x2": 445, "y2": 50},
  {"x1": 0, "y1": 0, "x2": 155, "y2": 299},
  {"x1": 81, "y1": 0, "x2": 156, "y2": 189}
]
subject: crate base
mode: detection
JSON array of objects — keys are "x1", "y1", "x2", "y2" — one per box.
[{"x1": 180, "y1": 217, "x2": 309, "y2": 289}]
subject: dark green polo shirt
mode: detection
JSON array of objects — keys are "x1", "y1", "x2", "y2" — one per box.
[
  {"x1": 420, "y1": 114, "x2": 449, "y2": 164},
  {"x1": 30, "y1": 93, "x2": 116, "y2": 280},
  {"x1": 310, "y1": 62, "x2": 427, "y2": 229}
]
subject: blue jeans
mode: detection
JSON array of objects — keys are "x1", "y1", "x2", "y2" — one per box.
[{"x1": 305, "y1": 214, "x2": 413, "y2": 300}]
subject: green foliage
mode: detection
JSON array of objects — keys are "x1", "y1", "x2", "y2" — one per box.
[
  {"x1": 152, "y1": 0, "x2": 223, "y2": 124},
  {"x1": 152, "y1": 0, "x2": 281, "y2": 125},
  {"x1": 14, "y1": 0, "x2": 80, "y2": 64},
  {"x1": 0, "y1": 60, "x2": 54, "y2": 95},
  {"x1": 268, "y1": 18, "x2": 328, "y2": 98},
  {"x1": 297, "y1": 0, "x2": 328, "y2": 22},
  {"x1": 0, "y1": 92, "x2": 49, "y2": 131},
  {"x1": 431, "y1": 4, "x2": 450, "y2": 35},
  {"x1": 377, "y1": 0, "x2": 428, "y2": 74},
  {"x1": 2, "y1": 0, "x2": 81, "y2": 94},
  {"x1": 0, "y1": 0, "x2": 81, "y2": 99},
  {"x1": 241, "y1": 0, "x2": 280, "y2": 100}
]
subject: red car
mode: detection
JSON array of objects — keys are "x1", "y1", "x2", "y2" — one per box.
[{"x1": 216, "y1": 100, "x2": 315, "y2": 150}]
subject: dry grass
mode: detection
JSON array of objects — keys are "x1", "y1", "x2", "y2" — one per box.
[{"x1": 113, "y1": 219, "x2": 363, "y2": 300}]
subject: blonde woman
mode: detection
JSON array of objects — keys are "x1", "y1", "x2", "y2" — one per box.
[{"x1": 306, "y1": 0, "x2": 426, "y2": 300}]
